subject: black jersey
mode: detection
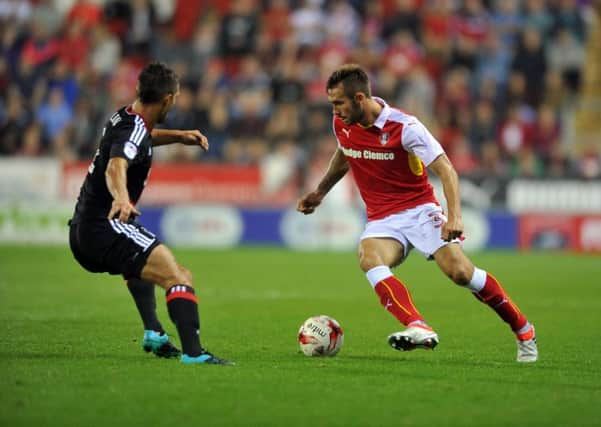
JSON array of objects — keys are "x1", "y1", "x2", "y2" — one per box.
[{"x1": 72, "y1": 106, "x2": 153, "y2": 221}]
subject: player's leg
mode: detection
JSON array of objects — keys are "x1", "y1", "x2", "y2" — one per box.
[
  {"x1": 70, "y1": 220, "x2": 178, "y2": 357},
  {"x1": 359, "y1": 238, "x2": 425, "y2": 326},
  {"x1": 141, "y1": 244, "x2": 232, "y2": 365},
  {"x1": 126, "y1": 278, "x2": 181, "y2": 358},
  {"x1": 432, "y1": 244, "x2": 537, "y2": 362},
  {"x1": 101, "y1": 219, "x2": 181, "y2": 358},
  {"x1": 72, "y1": 219, "x2": 215, "y2": 361},
  {"x1": 127, "y1": 278, "x2": 163, "y2": 332},
  {"x1": 359, "y1": 237, "x2": 438, "y2": 351}
]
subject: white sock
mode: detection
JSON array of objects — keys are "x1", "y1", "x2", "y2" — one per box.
[
  {"x1": 366, "y1": 266, "x2": 392, "y2": 288},
  {"x1": 467, "y1": 267, "x2": 487, "y2": 292}
]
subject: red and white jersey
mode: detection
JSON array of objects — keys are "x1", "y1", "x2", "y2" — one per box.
[{"x1": 333, "y1": 97, "x2": 444, "y2": 221}]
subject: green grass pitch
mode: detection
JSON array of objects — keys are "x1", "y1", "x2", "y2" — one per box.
[{"x1": 1, "y1": 245, "x2": 600, "y2": 427}]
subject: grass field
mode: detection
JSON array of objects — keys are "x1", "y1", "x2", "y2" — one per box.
[{"x1": 1, "y1": 245, "x2": 600, "y2": 427}]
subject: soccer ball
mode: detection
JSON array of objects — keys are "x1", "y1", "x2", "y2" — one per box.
[{"x1": 298, "y1": 315, "x2": 344, "y2": 357}]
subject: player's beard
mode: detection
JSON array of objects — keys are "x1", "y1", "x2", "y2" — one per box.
[
  {"x1": 347, "y1": 99, "x2": 365, "y2": 125},
  {"x1": 157, "y1": 106, "x2": 169, "y2": 124}
]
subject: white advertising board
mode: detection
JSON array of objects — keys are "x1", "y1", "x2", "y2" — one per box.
[
  {"x1": 0, "y1": 158, "x2": 61, "y2": 202},
  {"x1": 0, "y1": 203, "x2": 71, "y2": 244}
]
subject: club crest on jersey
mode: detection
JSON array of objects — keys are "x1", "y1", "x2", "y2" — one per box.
[{"x1": 380, "y1": 132, "x2": 389, "y2": 146}]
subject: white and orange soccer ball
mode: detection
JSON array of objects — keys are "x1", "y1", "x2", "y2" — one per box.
[{"x1": 298, "y1": 315, "x2": 344, "y2": 357}]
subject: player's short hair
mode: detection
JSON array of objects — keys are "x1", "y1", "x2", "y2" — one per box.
[
  {"x1": 137, "y1": 62, "x2": 179, "y2": 104},
  {"x1": 326, "y1": 64, "x2": 371, "y2": 99}
]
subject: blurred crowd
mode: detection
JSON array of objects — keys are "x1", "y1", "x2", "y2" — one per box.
[{"x1": 0, "y1": 0, "x2": 599, "y2": 182}]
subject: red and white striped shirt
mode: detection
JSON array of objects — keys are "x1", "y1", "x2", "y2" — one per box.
[{"x1": 333, "y1": 97, "x2": 444, "y2": 221}]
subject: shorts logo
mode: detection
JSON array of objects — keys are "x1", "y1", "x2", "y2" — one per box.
[
  {"x1": 380, "y1": 132, "x2": 389, "y2": 145},
  {"x1": 428, "y1": 211, "x2": 447, "y2": 228},
  {"x1": 124, "y1": 141, "x2": 138, "y2": 160}
]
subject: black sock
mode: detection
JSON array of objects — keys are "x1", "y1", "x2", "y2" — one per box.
[
  {"x1": 127, "y1": 279, "x2": 164, "y2": 333},
  {"x1": 166, "y1": 285, "x2": 203, "y2": 357}
]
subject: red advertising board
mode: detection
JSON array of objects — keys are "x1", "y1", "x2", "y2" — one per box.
[
  {"x1": 62, "y1": 162, "x2": 297, "y2": 206},
  {"x1": 519, "y1": 214, "x2": 601, "y2": 253}
]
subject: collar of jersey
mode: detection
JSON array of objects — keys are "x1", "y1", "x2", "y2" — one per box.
[
  {"x1": 125, "y1": 104, "x2": 153, "y2": 132},
  {"x1": 357, "y1": 96, "x2": 390, "y2": 130}
]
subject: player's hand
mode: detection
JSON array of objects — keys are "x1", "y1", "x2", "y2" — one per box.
[
  {"x1": 441, "y1": 215, "x2": 464, "y2": 242},
  {"x1": 180, "y1": 130, "x2": 209, "y2": 151},
  {"x1": 108, "y1": 199, "x2": 141, "y2": 223},
  {"x1": 297, "y1": 190, "x2": 325, "y2": 215}
]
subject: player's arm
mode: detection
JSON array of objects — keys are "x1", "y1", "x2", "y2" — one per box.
[
  {"x1": 151, "y1": 129, "x2": 209, "y2": 151},
  {"x1": 316, "y1": 148, "x2": 350, "y2": 195},
  {"x1": 106, "y1": 157, "x2": 140, "y2": 222},
  {"x1": 297, "y1": 148, "x2": 349, "y2": 215},
  {"x1": 428, "y1": 154, "x2": 464, "y2": 241}
]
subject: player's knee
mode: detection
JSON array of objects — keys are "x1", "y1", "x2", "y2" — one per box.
[
  {"x1": 359, "y1": 251, "x2": 380, "y2": 272},
  {"x1": 448, "y1": 266, "x2": 472, "y2": 286},
  {"x1": 156, "y1": 268, "x2": 192, "y2": 289},
  {"x1": 178, "y1": 266, "x2": 193, "y2": 285},
  {"x1": 167, "y1": 268, "x2": 192, "y2": 287}
]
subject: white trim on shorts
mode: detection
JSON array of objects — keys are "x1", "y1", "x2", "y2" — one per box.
[
  {"x1": 109, "y1": 219, "x2": 156, "y2": 252},
  {"x1": 360, "y1": 203, "x2": 461, "y2": 261}
]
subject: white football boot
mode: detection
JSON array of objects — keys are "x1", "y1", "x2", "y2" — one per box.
[
  {"x1": 388, "y1": 326, "x2": 439, "y2": 351},
  {"x1": 516, "y1": 324, "x2": 538, "y2": 362},
  {"x1": 517, "y1": 335, "x2": 538, "y2": 362}
]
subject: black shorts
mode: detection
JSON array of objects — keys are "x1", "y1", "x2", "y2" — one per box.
[{"x1": 69, "y1": 217, "x2": 161, "y2": 279}]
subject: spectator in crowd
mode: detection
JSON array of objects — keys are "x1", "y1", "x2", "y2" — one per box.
[
  {"x1": 474, "y1": 32, "x2": 511, "y2": 91},
  {"x1": 123, "y1": 0, "x2": 156, "y2": 56},
  {"x1": 512, "y1": 28, "x2": 547, "y2": 107},
  {"x1": 261, "y1": 0, "x2": 292, "y2": 46},
  {"x1": 381, "y1": 0, "x2": 421, "y2": 42},
  {"x1": 290, "y1": 0, "x2": 326, "y2": 48},
  {"x1": 490, "y1": 0, "x2": 522, "y2": 50},
  {"x1": 523, "y1": 0, "x2": 553, "y2": 38},
  {"x1": 551, "y1": 0, "x2": 586, "y2": 42},
  {"x1": 57, "y1": 18, "x2": 89, "y2": 70},
  {"x1": 36, "y1": 87, "x2": 72, "y2": 148},
  {"x1": 546, "y1": 28, "x2": 585, "y2": 93},
  {"x1": 219, "y1": 0, "x2": 259, "y2": 60},
  {"x1": 498, "y1": 103, "x2": 532, "y2": 160},
  {"x1": 469, "y1": 100, "x2": 498, "y2": 156},
  {"x1": 188, "y1": 11, "x2": 220, "y2": 75},
  {"x1": 89, "y1": 23, "x2": 122, "y2": 77},
  {"x1": 532, "y1": 104, "x2": 561, "y2": 164},
  {"x1": 0, "y1": 85, "x2": 29, "y2": 154}
]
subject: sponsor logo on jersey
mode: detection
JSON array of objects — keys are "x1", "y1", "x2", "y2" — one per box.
[
  {"x1": 340, "y1": 146, "x2": 395, "y2": 160},
  {"x1": 124, "y1": 141, "x2": 138, "y2": 160}
]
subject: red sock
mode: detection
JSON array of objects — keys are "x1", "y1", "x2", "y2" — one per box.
[
  {"x1": 474, "y1": 273, "x2": 528, "y2": 333},
  {"x1": 374, "y1": 276, "x2": 425, "y2": 326}
]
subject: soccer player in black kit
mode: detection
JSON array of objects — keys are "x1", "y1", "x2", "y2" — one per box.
[{"x1": 69, "y1": 62, "x2": 231, "y2": 365}]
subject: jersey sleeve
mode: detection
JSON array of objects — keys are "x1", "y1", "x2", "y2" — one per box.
[
  {"x1": 108, "y1": 120, "x2": 148, "y2": 164},
  {"x1": 401, "y1": 118, "x2": 444, "y2": 166}
]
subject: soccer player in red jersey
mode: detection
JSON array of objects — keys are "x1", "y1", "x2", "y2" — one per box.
[{"x1": 297, "y1": 64, "x2": 538, "y2": 362}]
